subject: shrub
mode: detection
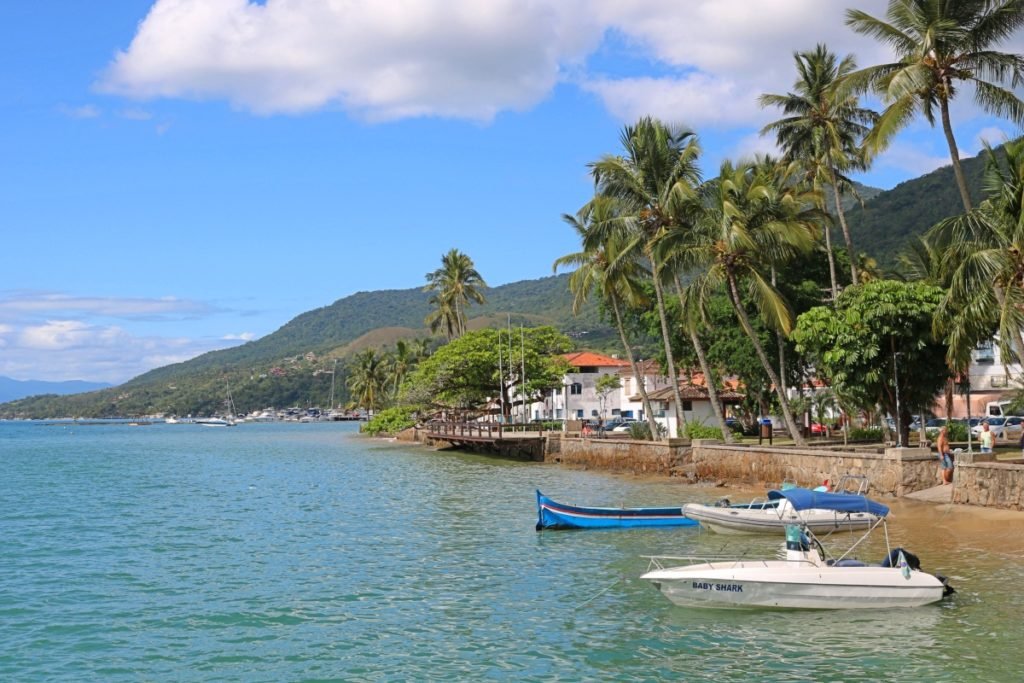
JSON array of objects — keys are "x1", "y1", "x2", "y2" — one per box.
[
  {"x1": 683, "y1": 421, "x2": 723, "y2": 440},
  {"x1": 627, "y1": 421, "x2": 667, "y2": 440},
  {"x1": 362, "y1": 407, "x2": 417, "y2": 436},
  {"x1": 946, "y1": 420, "x2": 968, "y2": 442},
  {"x1": 848, "y1": 427, "x2": 883, "y2": 441}
]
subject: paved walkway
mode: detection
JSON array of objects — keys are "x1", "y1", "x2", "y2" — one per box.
[{"x1": 905, "y1": 483, "x2": 954, "y2": 503}]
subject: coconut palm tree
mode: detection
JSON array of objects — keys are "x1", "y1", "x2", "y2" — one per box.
[
  {"x1": 930, "y1": 139, "x2": 1024, "y2": 367},
  {"x1": 845, "y1": 0, "x2": 1024, "y2": 212},
  {"x1": 347, "y1": 348, "x2": 390, "y2": 416},
  {"x1": 423, "y1": 249, "x2": 488, "y2": 340},
  {"x1": 554, "y1": 200, "x2": 663, "y2": 439},
  {"x1": 676, "y1": 158, "x2": 821, "y2": 445},
  {"x1": 760, "y1": 44, "x2": 877, "y2": 291},
  {"x1": 389, "y1": 339, "x2": 416, "y2": 395},
  {"x1": 586, "y1": 117, "x2": 703, "y2": 434}
]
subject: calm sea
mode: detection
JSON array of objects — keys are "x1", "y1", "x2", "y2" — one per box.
[{"x1": 1, "y1": 420, "x2": 1022, "y2": 682}]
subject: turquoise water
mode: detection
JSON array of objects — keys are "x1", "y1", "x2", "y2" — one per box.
[{"x1": 1, "y1": 421, "x2": 1022, "y2": 681}]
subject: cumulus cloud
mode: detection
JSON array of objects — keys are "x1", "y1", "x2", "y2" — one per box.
[
  {"x1": 221, "y1": 332, "x2": 255, "y2": 341},
  {"x1": 99, "y1": 0, "x2": 601, "y2": 121}
]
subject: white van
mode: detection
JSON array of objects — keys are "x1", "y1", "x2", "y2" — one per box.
[{"x1": 985, "y1": 400, "x2": 1011, "y2": 418}]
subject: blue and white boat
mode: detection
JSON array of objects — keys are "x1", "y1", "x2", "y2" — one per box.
[
  {"x1": 536, "y1": 490, "x2": 699, "y2": 530},
  {"x1": 642, "y1": 488, "x2": 955, "y2": 609}
]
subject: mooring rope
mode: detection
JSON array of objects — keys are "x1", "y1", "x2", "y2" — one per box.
[{"x1": 576, "y1": 576, "x2": 623, "y2": 609}]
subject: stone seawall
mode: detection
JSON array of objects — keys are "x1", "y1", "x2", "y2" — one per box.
[
  {"x1": 546, "y1": 435, "x2": 691, "y2": 476},
  {"x1": 953, "y1": 460, "x2": 1024, "y2": 510},
  {"x1": 689, "y1": 443, "x2": 936, "y2": 497}
]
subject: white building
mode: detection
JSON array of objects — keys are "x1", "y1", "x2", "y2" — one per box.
[{"x1": 943, "y1": 338, "x2": 1022, "y2": 417}]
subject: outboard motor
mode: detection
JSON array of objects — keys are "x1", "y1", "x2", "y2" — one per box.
[{"x1": 785, "y1": 525, "x2": 811, "y2": 562}]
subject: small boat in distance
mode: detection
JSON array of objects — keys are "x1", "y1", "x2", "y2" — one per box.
[
  {"x1": 536, "y1": 490, "x2": 698, "y2": 530},
  {"x1": 641, "y1": 488, "x2": 955, "y2": 610},
  {"x1": 195, "y1": 417, "x2": 235, "y2": 427}
]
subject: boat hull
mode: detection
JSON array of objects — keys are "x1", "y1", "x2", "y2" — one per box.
[
  {"x1": 642, "y1": 561, "x2": 945, "y2": 609},
  {"x1": 682, "y1": 503, "x2": 880, "y2": 535},
  {"x1": 536, "y1": 491, "x2": 698, "y2": 530}
]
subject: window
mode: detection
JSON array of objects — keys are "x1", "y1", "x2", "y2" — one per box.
[
  {"x1": 974, "y1": 340, "x2": 995, "y2": 364},
  {"x1": 570, "y1": 383, "x2": 583, "y2": 395},
  {"x1": 575, "y1": 409, "x2": 584, "y2": 419},
  {"x1": 682, "y1": 400, "x2": 693, "y2": 412},
  {"x1": 991, "y1": 375, "x2": 1009, "y2": 388}
]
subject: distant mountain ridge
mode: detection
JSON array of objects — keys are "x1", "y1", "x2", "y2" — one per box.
[
  {"x1": 0, "y1": 144, "x2": 1010, "y2": 418},
  {"x1": 0, "y1": 376, "x2": 112, "y2": 403}
]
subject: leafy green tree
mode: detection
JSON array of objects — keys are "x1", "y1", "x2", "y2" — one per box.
[
  {"x1": 595, "y1": 373, "x2": 622, "y2": 420},
  {"x1": 677, "y1": 158, "x2": 820, "y2": 444},
  {"x1": 846, "y1": 0, "x2": 1024, "y2": 211},
  {"x1": 554, "y1": 199, "x2": 662, "y2": 438},
  {"x1": 404, "y1": 327, "x2": 572, "y2": 418},
  {"x1": 760, "y1": 43, "x2": 877, "y2": 291},
  {"x1": 792, "y1": 279, "x2": 951, "y2": 445},
  {"x1": 586, "y1": 117, "x2": 703, "y2": 433},
  {"x1": 423, "y1": 249, "x2": 488, "y2": 340}
]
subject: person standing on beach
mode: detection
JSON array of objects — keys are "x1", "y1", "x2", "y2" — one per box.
[
  {"x1": 979, "y1": 421, "x2": 995, "y2": 454},
  {"x1": 936, "y1": 426, "x2": 954, "y2": 484}
]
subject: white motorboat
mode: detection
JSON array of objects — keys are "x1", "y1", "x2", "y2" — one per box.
[
  {"x1": 195, "y1": 417, "x2": 235, "y2": 427},
  {"x1": 682, "y1": 498, "x2": 881, "y2": 535},
  {"x1": 641, "y1": 488, "x2": 954, "y2": 610},
  {"x1": 683, "y1": 476, "x2": 880, "y2": 534}
]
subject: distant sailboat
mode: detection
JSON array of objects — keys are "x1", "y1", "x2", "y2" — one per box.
[{"x1": 197, "y1": 379, "x2": 238, "y2": 427}]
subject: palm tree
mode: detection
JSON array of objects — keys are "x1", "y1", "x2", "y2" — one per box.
[
  {"x1": 389, "y1": 339, "x2": 416, "y2": 395},
  {"x1": 586, "y1": 117, "x2": 703, "y2": 434},
  {"x1": 930, "y1": 139, "x2": 1024, "y2": 367},
  {"x1": 760, "y1": 44, "x2": 877, "y2": 291},
  {"x1": 677, "y1": 158, "x2": 821, "y2": 445},
  {"x1": 423, "y1": 249, "x2": 488, "y2": 340},
  {"x1": 846, "y1": 0, "x2": 1024, "y2": 212},
  {"x1": 554, "y1": 200, "x2": 663, "y2": 439},
  {"x1": 347, "y1": 348, "x2": 390, "y2": 416}
]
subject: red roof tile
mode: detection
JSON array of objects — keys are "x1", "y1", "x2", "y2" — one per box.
[{"x1": 562, "y1": 351, "x2": 630, "y2": 368}]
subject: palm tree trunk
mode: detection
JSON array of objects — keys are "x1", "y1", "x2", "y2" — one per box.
[
  {"x1": 771, "y1": 266, "x2": 787, "y2": 385},
  {"x1": 650, "y1": 263, "x2": 687, "y2": 434},
  {"x1": 611, "y1": 296, "x2": 661, "y2": 440},
  {"x1": 940, "y1": 96, "x2": 973, "y2": 212},
  {"x1": 726, "y1": 272, "x2": 806, "y2": 445},
  {"x1": 822, "y1": 213, "x2": 839, "y2": 301},
  {"x1": 830, "y1": 175, "x2": 858, "y2": 286},
  {"x1": 673, "y1": 276, "x2": 732, "y2": 442}
]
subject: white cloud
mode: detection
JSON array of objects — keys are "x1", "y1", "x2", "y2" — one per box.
[
  {"x1": 58, "y1": 103, "x2": 101, "y2": 119},
  {"x1": 120, "y1": 107, "x2": 153, "y2": 120},
  {"x1": 582, "y1": 74, "x2": 763, "y2": 129},
  {"x1": 99, "y1": 0, "x2": 601, "y2": 121},
  {"x1": 871, "y1": 141, "x2": 954, "y2": 179},
  {"x1": 0, "y1": 292, "x2": 216, "y2": 321},
  {"x1": 222, "y1": 332, "x2": 255, "y2": 341},
  {"x1": 975, "y1": 126, "x2": 1012, "y2": 150},
  {"x1": 1, "y1": 320, "x2": 247, "y2": 384}
]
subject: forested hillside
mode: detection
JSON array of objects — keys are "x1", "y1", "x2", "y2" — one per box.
[{"x1": 0, "y1": 274, "x2": 613, "y2": 418}]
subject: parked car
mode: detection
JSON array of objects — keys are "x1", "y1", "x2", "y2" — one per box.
[
  {"x1": 809, "y1": 422, "x2": 828, "y2": 435},
  {"x1": 610, "y1": 419, "x2": 637, "y2": 432},
  {"x1": 974, "y1": 416, "x2": 1024, "y2": 440}
]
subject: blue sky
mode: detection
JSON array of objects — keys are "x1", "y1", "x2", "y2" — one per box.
[{"x1": 2, "y1": 0, "x2": 1021, "y2": 384}]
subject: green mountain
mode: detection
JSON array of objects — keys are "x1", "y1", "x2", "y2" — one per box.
[
  {"x1": 1, "y1": 274, "x2": 616, "y2": 418},
  {"x1": 843, "y1": 147, "x2": 997, "y2": 266}
]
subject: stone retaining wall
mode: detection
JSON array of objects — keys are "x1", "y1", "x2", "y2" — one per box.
[
  {"x1": 546, "y1": 435, "x2": 691, "y2": 476},
  {"x1": 689, "y1": 443, "x2": 937, "y2": 497},
  {"x1": 953, "y1": 460, "x2": 1024, "y2": 510}
]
